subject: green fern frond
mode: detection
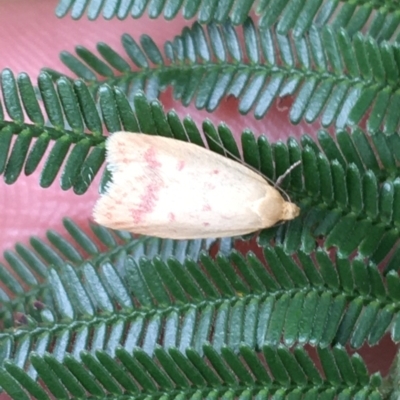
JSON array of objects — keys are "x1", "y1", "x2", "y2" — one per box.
[
  {"x1": 200, "y1": 123, "x2": 400, "y2": 257},
  {"x1": 52, "y1": 19, "x2": 400, "y2": 132},
  {"x1": 0, "y1": 69, "x2": 105, "y2": 193},
  {"x1": 0, "y1": 217, "x2": 226, "y2": 329},
  {"x1": 41, "y1": 246, "x2": 400, "y2": 349},
  {"x1": 163, "y1": 20, "x2": 400, "y2": 131},
  {"x1": 2, "y1": 239, "x2": 400, "y2": 365},
  {"x1": 54, "y1": 0, "x2": 276, "y2": 25},
  {"x1": 46, "y1": 33, "x2": 168, "y2": 101},
  {"x1": 55, "y1": 0, "x2": 400, "y2": 43},
  {"x1": 0, "y1": 344, "x2": 383, "y2": 399},
  {"x1": 263, "y1": 165, "x2": 400, "y2": 258}
]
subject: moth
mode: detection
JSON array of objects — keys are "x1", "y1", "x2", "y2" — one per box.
[{"x1": 93, "y1": 131, "x2": 300, "y2": 239}]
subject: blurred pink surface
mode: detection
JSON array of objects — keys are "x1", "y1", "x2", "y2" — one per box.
[{"x1": 0, "y1": 2, "x2": 394, "y2": 399}]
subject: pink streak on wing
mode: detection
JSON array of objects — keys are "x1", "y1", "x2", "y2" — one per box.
[
  {"x1": 131, "y1": 182, "x2": 159, "y2": 224},
  {"x1": 177, "y1": 160, "x2": 185, "y2": 171},
  {"x1": 202, "y1": 204, "x2": 212, "y2": 211},
  {"x1": 144, "y1": 146, "x2": 162, "y2": 169},
  {"x1": 131, "y1": 146, "x2": 161, "y2": 224},
  {"x1": 212, "y1": 169, "x2": 219, "y2": 174},
  {"x1": 169, "y1": 212, "x2": 176, "y2": 222},
  {"x1": 203, "y1": 222, "x2": 210, "y2": 226}
]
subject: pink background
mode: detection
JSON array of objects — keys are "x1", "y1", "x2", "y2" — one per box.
[{"x1": 0, "y1": 1, "x2": 394, "y2": 399}]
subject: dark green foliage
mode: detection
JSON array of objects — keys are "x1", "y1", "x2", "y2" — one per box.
[
  {"x1": 0, "y1": 218, "x2": 227, "y2": 329},
  {"x1": 49, "y1": 19, "x2": 400, "y2": 132},
  {"x1": 1, "y1": 239, "x2": 399, "y2": 379},
  {"x1": 0, "y1": 345, "x2": 382, "y2": 399},
  {"x1": 166, "y1": 21, "x2": 400, "y2": 130},
  {"x1": 200, "y1": 123, "x2": 400, "y2": 260},
  {"x1": 56, "y1": 0, "x2": 400, "y2": 44},
  {"x1": 0, "y1": 70, "x2": 105, "y2": 193}
]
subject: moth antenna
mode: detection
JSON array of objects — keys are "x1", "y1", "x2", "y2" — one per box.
[
  {"x1": 275, "y1": 160, "x2": 302, "y2": 186},
  {"x1": 203, "y1": 132, "x2": 301, "y2": 201},
  {"x1": 273, "y1": 161, "x2": 302, "y2": 203}
]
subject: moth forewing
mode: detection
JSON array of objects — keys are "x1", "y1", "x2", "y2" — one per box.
[{"x1": 93, "y1": 132, "x2": 300, "y2": 239}]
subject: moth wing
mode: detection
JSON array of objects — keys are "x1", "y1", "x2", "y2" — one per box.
[{"x1": 93, "y1": 132, "x2": 283, "y2": 239}]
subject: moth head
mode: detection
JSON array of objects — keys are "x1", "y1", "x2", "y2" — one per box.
[{"x1": 281, "y1": 202, "x2": 300, "y2": 221}]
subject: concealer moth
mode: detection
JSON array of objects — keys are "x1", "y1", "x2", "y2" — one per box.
[{"x1": 93, "y1": 131, "x2": 300, "y2": 239}]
